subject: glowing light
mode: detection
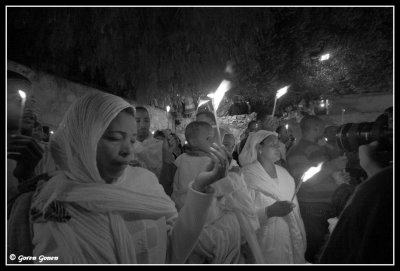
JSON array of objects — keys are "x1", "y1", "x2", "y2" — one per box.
[
  {"x1": 324, "y1": 137, "x2": 328, "y2": 142},
  {"x1": 166, "y1": 105, "x2": 171, "y2": 113},
  {"x1": 197, "y1": 99, "x2": 210, "y2": 108},
  {"x1": 285, "y1": 124, "x2": 289, "y2": 130},
  {"x1": 276, "y1": 86, "x2": 289, "y2": 99},
  {"x1": 151, "y1": 130, "x2": 155, "y2": 135},
  {"x1": 301, "y1": 162, "x2": 324, "y2": 183},
  {"x1": 50, "y1": 131, "x2": 54, "y2": 135},
  {"x1": 207, "y1": 80, "x2": 232, "y2": 111},
  {"x1": 18, "y1": 90, "x2": 26, "y2": 100},
  {"x1": 184, "y1": 140, "x2": 188, "y2": 144},
  {"x1": 320, "y1": 53, "x2": 330, "y2": 61}
]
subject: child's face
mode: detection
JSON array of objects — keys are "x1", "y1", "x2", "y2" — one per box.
[
  {"x1": 195, "y1": 126, "x2": 215, "y2": 152},
  {"x1": 223, "y1": 135, "x2": 235, "y2": 154}
]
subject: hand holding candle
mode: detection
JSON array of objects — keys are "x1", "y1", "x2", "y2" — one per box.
[
  {"x1": 291, "y1": 162, "x2": 324, "y2": 202},
  {"x1": 207, "y1": 79, "x2": 232, "y2": 146}
]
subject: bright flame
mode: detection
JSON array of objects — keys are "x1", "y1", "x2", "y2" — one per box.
[
  {"x1": 324, "y1": 137, "x2": 328, "y2": 141},
  {"x1": 320, "y1": 54, "x2": 330, "y2": 61},
  {"x1": 18, "y1": 90, "x2": 26, "y2": 100},
  {"x1": 207, "y1": 80, "x2": 232, "y2": 111},
  {"x1": 166, "y1": 105, "x2": 171, "y2": 112},
  {"x1": 198, "y1": 99, "x2": 210, "y2": 108},
  {"x1": 342, "y1": 108, "x2": 346, "y2": 112},
  {"x1": 50, "y1": 131, "x2": 54, "y2": 135},
  {"x1": 276, "y1": 86, "x2": 289, "y2": 99},
  {"x1": 285, "y1": 124, "x2": 289, "y2": 130},
  {"x1": 151, "y1": 130, "x2": 155, "y2": 135},
  {"x1": 301, "y1": 162, "x2": 323, "y2": 182}
]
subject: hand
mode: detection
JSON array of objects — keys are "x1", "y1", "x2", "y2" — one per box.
[
  {"x1": 266, "y1": 201, "x2": 296, "y2": 217},
  {"x1": 192, "y1": 143, "x2": 229, "y2": 193},
  {"x1": 359, "y1": 141, "x2": 382, "y2": 177},
  {"x1": 332, "y1": 170, "x2": 351, "y2": 185},
  {"x1": 8, "y1": 134, "x2": 43, "y2": 181}
]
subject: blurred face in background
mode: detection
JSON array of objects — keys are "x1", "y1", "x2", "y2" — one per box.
[
  {"x1": 222, "y1": 134, "x2": 235, "y2": 154},
  {"x1": 248, "y1": 121, "x2": 260, "y2": 133},
  {"x1": 135, "y1": 108, "x2": 151, "y2": 142}
]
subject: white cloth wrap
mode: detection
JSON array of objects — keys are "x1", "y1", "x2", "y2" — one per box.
[
  {"x1": 238, "y1": 130, "x2": 278, "y2": 167},
  {"x1": 242, "y1": 162, "x2": 307, "y2": 264}
]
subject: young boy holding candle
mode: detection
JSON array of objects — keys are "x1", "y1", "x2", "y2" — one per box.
[{"x1": 172, "y1": 121, "x2": 259, "y2": 264}]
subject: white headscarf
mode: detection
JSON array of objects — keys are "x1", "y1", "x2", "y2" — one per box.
[
  {"x1": 238, "y1": 130, "x2": 278, "y2": 167},
  {"x1": 50, "y1": 92, "x2": 132, "y2": 183},
  {"x1": 31, "y1": 92, "x2": 177, "y2": 263}
]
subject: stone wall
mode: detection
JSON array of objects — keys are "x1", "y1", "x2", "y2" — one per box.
[{"x1": 7, "y1": 60, "x2": 172, "y2": 134}]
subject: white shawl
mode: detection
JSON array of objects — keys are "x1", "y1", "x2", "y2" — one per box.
[
  {"x1": 242, "y1": 162, "x2": 307, "y2": 264},
  {"x1": 30, "y1": 92, "x2": 179, "y2": 263}
]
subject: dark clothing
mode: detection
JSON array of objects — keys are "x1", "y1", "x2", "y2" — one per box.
[
  {"x1": 286, "y1": 138, "x2": 340, "y2": 263},
  {"x1": 232, "y1": 136, "x2": 248, "y2": 166},
  {"x1": 319, "y1": 166, "x2": 393, "y2": 264},
  {"x1": 299, "y1": 202, "x2": 334, "y2": 263}
]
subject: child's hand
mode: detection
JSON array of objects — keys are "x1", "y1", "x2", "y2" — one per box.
[{"x1": 193, "y1": 143, "x2": 229, "y2": 193}]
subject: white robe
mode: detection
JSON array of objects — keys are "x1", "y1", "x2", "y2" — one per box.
[
  {"x1": 242, "y1": 162, "x2": 307, "y2": 264},
  {"x1": 32, "y1": 166, "x2": 214, "y2": 264}
]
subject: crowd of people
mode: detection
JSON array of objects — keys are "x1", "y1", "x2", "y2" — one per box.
[{"x1": 7, "y1": 73, "x2": 393, "y2": 265}]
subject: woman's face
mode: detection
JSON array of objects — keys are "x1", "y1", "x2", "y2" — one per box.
[
  {"x1": 97, "y1": 111, "x2": 137, "y2": 183},
  {"x1": 258, "y1": 135, "x2": 280, "y2": 162}
]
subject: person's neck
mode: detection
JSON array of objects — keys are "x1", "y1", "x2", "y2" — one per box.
[{"x1": 258, "y1": 157, "x2": 277, "y2": 178}]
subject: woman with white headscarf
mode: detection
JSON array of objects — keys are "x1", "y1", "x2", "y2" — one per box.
[
  {"x1": 29, "y1": 92, "x2": 229, "y2": 264},
  {"x1": 239, "y1": 130, "x2": 307, "y2": 264}
]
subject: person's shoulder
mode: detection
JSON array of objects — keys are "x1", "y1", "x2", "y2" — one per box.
[{"x1": 358, "y1": 166, "x2": 393, "y2": 192}]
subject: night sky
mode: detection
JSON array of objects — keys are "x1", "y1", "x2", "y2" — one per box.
[{"x1": 7, "y1": 6, "x2": 393, "y2": 113}]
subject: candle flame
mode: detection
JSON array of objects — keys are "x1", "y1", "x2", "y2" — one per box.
[
  {"x1": 320, "y1": 53, "x2": 330, "y2": 61},
  {"x1": 301, "y1": 162, "x2": 323, "y2": 182},
  {"x1": 207, "y1": 80, "x2": 232, "y2": 111},
  {"x1": 166, "y1": 105, "x2": 171, "y2": 112},
  {"x1": 285, "y1": 124, "x2": 289, "y2": 130},
  {"x1": 18, "y1": 90, "x2": 26, "y2": 100},
  {"x1": 276, "y1": 86, "x2": 289, "y2": 99},
  {"x1": 198, "y1": 99, "x2": 210, "y2": 108}
]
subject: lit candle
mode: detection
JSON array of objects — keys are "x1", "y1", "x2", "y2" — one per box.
[
  {"x1": 18, "y1": 90, "x2": 26, "y2": 132},
  {"x1": 207, "y1": 80, "x2": 232, "y2": 145},
  {"x1": 166, "y1": 105, "x2": 170, "y2": 129},
  {"x1": 272, "y1": 86, "x2": 289, "y2": 117},
  {"x1": 291, "y1": 162, "x2": 324, "y2": 202}
]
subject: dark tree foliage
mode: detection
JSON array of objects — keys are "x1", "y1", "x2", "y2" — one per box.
[{"x1": 7, "y1": 7, "x2": 393, "y2": 108}]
